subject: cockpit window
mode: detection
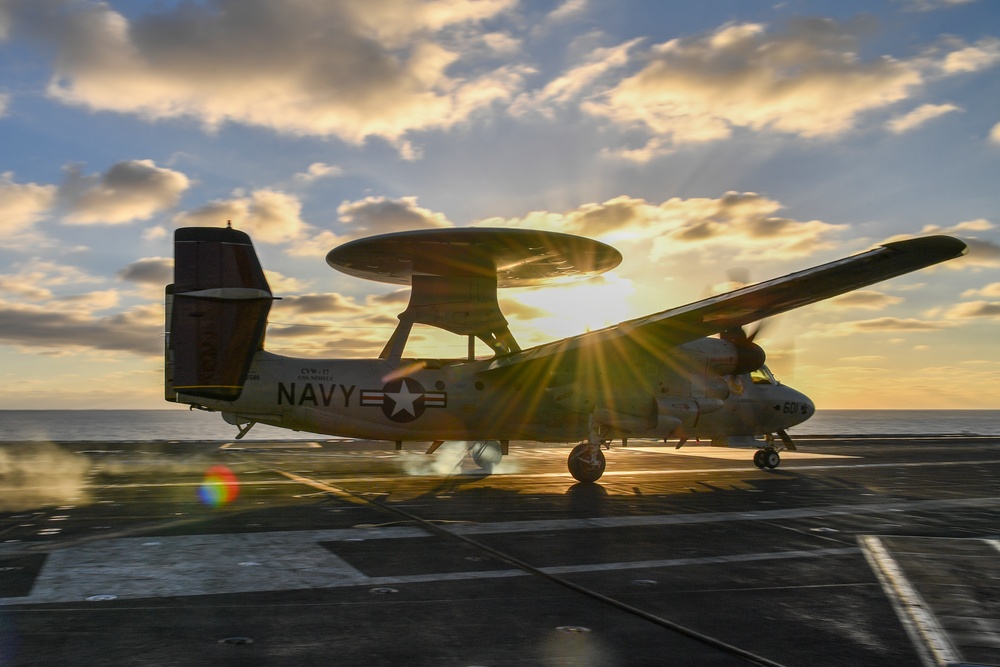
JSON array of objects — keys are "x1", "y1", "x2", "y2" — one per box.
[{"x1": 750, "y1": 365, "x2": 777, "y2": 385}]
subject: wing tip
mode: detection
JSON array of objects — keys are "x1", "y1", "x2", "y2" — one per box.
[{"x1": 881, "y1": 235, "x2": 968, "y2": 261}]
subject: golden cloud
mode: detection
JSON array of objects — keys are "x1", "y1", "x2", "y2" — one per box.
[
  {"x1": 12, "y1": 0, "x2": 521, "y2": 148},
  {"x1": 174, "y1": 189, "x2": 308, "y2": 244}
]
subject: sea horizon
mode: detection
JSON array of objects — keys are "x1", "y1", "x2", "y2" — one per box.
[{"x1": 2, "y1": 409, "x2": 999, "y2": 441}]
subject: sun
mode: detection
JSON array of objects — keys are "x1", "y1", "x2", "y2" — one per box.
[{"x1": 508, "y1": 273, "x2": 636, "y2": 342}]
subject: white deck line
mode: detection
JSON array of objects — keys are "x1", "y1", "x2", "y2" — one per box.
[{"x1": 858, "y1": 535, "x2": 962, "y2": 667}]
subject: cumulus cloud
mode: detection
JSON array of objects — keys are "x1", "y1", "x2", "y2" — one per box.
[
  {"x1": 0, "y1": 298, "x2": 160, "y2": 356},
  {"x1": 337, "y1": 195, "x2": 453, "y2": 235},
  {"x1": 117, "y1": 257, "x2": 172, "y2": 285},
  {"x1": 828, "y1": 290, "x2": 905, "y2": 310},
  {"x1": 547, "y1": 0, "x2": 589, "y2": 23},
  {"x1": 895, "y1": 0, "x2": 979, "y2": 10},
  {"x1": 60, "y1": 159, "x2": 190, "y2": 224},
  {"x1": 0, "y1": 172, "x2": 57, "y2": 240},
  {"x1": 0, "y1": 261, "x2": 101, "y2": 302},
  {"x1": 524, "y1": 18, "x2": 999, "y2": 160},
  {"x1": 294, "y1": 162, "x2": 343, "y2": 183},
  {"x1": 277, "y1": 293, "x2": 365, "y2": 316},
  {"x1": 944, "y1": 301, "x2": 1000, "y2": 318},
  {"x1": 5, "y1": 0, "x2": 522, "y2": 151},
  {"x1": 511, "y1": 38, "x2": 641, "y2": 116},
  {"x1": 990, "y1": 122, "x2": 1000, "y2": 145},
  {"x1": 477, "y1": 191, "x2": 844, "y2": 259},
  {"x1": 934, "y1": 37, "x2": 1000, "y2": 74},
  {"x1": 962, "y1": 282, "x2": 1000, "y2": 298},
  {"x1": 175, "y1": 189, "x2": 308, "y2": 243},
  {"x1": 0, "y1": 92, "x2": 8, "y2": 116},
  {"x1": 581, "y1": 18, "x2": 928, "y2": 157},
  {"x1": 816, "y1": 317, "x2": 957, "y2": 336},
  {"x1": 887, "y1": 103, "x2": 961, "y2": 133}
]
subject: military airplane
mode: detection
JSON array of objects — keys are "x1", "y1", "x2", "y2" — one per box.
[{"x1": 165, "y1": 225, "x2": 966, "y2": 482}]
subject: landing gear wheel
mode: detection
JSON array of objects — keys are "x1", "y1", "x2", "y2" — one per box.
[
  {"x1": 762, "y1": 449, "x2": 781, "y2": 469},
  {"x1": 568, "y1": 443, "x2": 607, "y2": 483},
  {"x1": 470, "y1": 440, "x2": 503, "y2": 471},
  {"x1": 753, "y1": 449, "x2": 766, "y2": 469}
]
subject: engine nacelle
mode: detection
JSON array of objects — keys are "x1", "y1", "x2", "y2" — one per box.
[
  {"x1": 592, "y1": 395, "x2": 724, "y2": 438},
  {"x1": 679, "y1": 338, "x2": 766, "y2": 376}
]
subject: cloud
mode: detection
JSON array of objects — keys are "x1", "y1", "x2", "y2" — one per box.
[
  {"x1": 817, "y1": 317, "x2": 957, "y2": 336},
  {"x1": 962, "y1": 282, "x2": 1000, "y2": 298},
  {"x1": 540, "y1": 19, "x2": 999, "y2": 159},
  {"x1": 990, "y1": 121, "x2": 1000, "y2": 145},
  {"x1": 934, "y1": 37, "x2": 1000, "y2": 74},
  {"x1": 582, "y1": 18, "x2": 927, "y2": 157},
  {"x1": 117, "y1": 257, "x2": 172, "y2": 285},
  {"x1": 547, "y1": 0, "x2": 589, "y2": 23},
  {"x1": 944, "y1": 301, "x2": 1000, "y2": 318},
  {"x1": 828, "y1": 290, "x2": 905, "y2": 310},
  {"x1": 510, "y1": 38, "x2": 641, "y2": 116},
  {"x1": 276, "y1": 293, "x2": 365, "y2": 316},
  {"x1": 887, "y1": 103, "x2": 961, "y2": 133},
  {"x1": 957, "y1": 238, "x2": 1000, "y2": 268},
  {"x1": 0, "y1": 299, "x2": 160, "y2": 356},
  {"x1": 0, "y1": 260, "x2": 102, "y2": 302},
  {"x1": 0, "y1": 172, "x2": 57, "y2": 240},
  {"x1": 337, "y1": 195, "x2": 453, "y2": 235},
  {"x1": 895, "y1": 0, "x2": 979, "y2": 10},
  {"x1": 60, "y1": 159, "x2": 190, "y2": 224},
  {"x1": 478, "y1": 191, "x2": 844, "y2": 259},
  {"x1": 0, "y1": 92, "x2": 7, "y2": 116},
  {"x1": 294, "y1": 162, "x2": 343, "y2": 183},
  {"x1": 175, "y1": 189, "x2": 308, "y2": 243},
  {"x1": 7, "y1": 0, "x2": 522, "y2": 151}
]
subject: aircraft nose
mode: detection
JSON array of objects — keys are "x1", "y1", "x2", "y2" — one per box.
[{"x1": 790, "y1": 387, "x2": 814, "y2": 422}]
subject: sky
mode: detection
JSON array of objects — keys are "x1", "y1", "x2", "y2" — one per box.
[{"x1": 0, "y1": 0, "x2": 998, "y2": 411}]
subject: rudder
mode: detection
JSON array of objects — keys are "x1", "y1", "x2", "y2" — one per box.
[{"x1": 165, "y1": 226, "x2": 272, "y2": 402}]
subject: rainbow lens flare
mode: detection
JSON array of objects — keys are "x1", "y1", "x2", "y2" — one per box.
[{"x1": 198, "y1": 465, "x2": 240, "y2": 507}]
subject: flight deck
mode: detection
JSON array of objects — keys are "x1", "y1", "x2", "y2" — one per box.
[{"x1": 2, "y1": 436, "x2": 1000, "y2": 666}]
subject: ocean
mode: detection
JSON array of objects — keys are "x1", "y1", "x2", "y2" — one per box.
[{"x1": 1, "y1": 409, "x2": 999, "y2": 442}]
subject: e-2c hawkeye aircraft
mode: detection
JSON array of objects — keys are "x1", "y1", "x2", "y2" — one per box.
[{"x1": 165, "y1": 225, "x2": 966, "y2": 482}]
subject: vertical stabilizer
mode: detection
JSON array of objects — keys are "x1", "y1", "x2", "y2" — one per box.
[{"x1": 166, "y1": 227, "x2": 272, "y2": 402}]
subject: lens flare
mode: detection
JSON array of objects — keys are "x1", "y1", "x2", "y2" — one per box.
[{"x1": 198, "y1": 465, "x2": 240, "y2": 507}]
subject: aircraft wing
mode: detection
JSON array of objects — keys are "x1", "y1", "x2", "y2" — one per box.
[{"x1": 481, "y1": 235, "x2": 967, "y2": 377}]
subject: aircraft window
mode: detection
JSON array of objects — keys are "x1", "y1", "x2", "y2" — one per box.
[{"x1": 750, "y1": 365, "x2": 777, "y2": 385}]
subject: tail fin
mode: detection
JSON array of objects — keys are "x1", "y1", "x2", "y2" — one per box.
[{"x1": 165, "y1": 226, "x2": 272, "y2": 402}]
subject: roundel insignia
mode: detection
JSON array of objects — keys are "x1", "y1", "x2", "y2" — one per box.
[
  {"x1": 726, "y1": 375, "x2": 745, "y2": 396},
  {"x1": 360, "y1": 378, "x2": 448, "y2": 423}
]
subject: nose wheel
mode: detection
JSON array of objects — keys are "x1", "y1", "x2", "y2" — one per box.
[
  {"x1": 753, "y1": 448, "x2": 781, "y2": 469},
  {"x1": 568, "y1": 443, "x2": 607, "y2": 483}
]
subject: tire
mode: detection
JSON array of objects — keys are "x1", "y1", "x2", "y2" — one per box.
[
  {"x1": 763, "y1": 450, "x2": 781, "y2": 469},
  {"x1": 471, "y1": 440, "x2": 503, "y2": 471},
  {"x1": 568, "y1": 443, "x2": 607, "y2": 483}
]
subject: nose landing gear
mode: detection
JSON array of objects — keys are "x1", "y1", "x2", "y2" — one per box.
[
  {"x1": 753, "y1": 448, "x2": 781, "y2": 469},
  {"x1": 753, "y1": 430, "x2": 795, "y2": 469}
]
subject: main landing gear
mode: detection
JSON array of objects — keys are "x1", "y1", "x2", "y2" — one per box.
[
  {"x1": 470, "y1": 440, "x2": 504, "y2": 472},
  {"x1": 568, "y1": 443, "x2": 607, "y2": 483}
]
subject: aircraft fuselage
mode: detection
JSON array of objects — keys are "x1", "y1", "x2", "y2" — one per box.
[{"x1": 176, "y1": 348, "x2": 813, "y2": 443}]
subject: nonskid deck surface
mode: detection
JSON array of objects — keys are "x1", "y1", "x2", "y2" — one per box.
[{"x1": 2, "y1": 436, "x2": 1000, "y2": 666}]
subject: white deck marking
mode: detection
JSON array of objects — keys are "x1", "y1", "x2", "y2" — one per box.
[
  {"x1": 859, "y1": 535, "x2": 962, "y2": 667},
  {"x1": 5, "y1": 494, "x2": 1000, "y2": 605},
  {"x1": 1, "y1": 522, "x2": 857, "y2": 605}
]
